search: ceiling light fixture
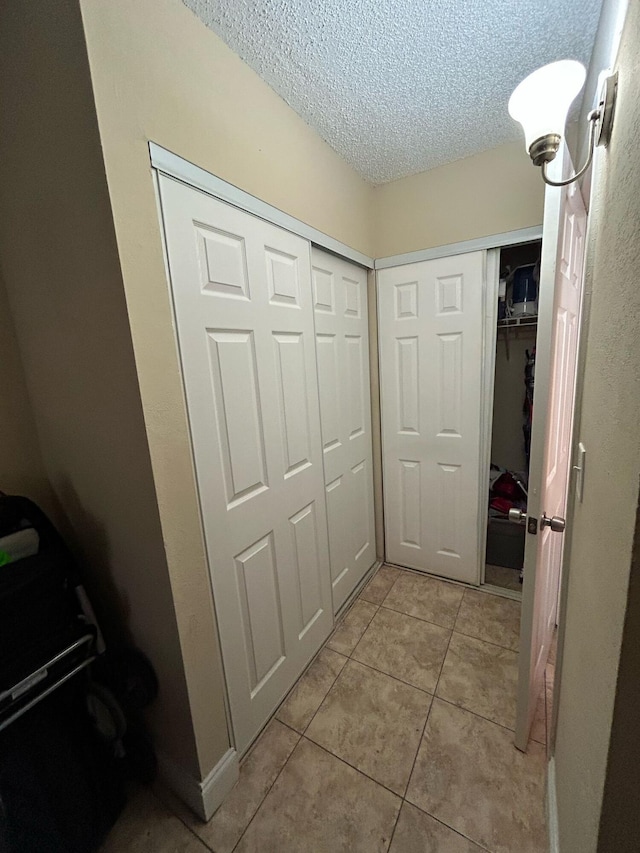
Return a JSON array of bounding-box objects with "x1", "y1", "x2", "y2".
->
[{"x1": 509, "y1": 60, "x2": 618, "y2": 187}]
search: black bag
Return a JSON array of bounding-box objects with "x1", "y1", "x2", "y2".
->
[
  {"x1": 0, "y1": 496, "x2": 88, "y2": 691},
  {"x1": 0, "y1": 680, "x2": 125, "y2": 853}
]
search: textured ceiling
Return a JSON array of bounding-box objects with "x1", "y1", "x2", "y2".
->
[{"x1": 183, "y1": 0, "x2": 604, "y2": 184}]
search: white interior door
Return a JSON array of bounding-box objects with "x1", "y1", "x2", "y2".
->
[
  {"x1": 378, "y1": 251, "x2": 485, "y2": 584},
  {"x1": 158, "y1": 176, "x2": 333, "y2": 753},
  {"x1": 515, "y1": 146, "x2": 587, "y2": 749},
  {"x1": 312, "y1": 249, "x2": 376, "y2": 612}
]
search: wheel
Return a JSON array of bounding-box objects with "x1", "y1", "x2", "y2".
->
[{"x1": 85, "y1": 683, "x2": 127, "y2": 743}]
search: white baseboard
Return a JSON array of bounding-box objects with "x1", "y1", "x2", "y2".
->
[
  {"x1": 157, "y1": 747, "x2": 239, "y2": 821},
  {"x1": 547, "y1": 756, "x2": 560, "y2": 853}
]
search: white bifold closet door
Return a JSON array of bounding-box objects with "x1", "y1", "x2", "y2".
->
[
  {"x1": 158, "y1": 175, "x2": 333, "y2": 752},
  {"x1": 311, "y1": 248, "x2": 376, "y2": 612},
  {"x1": 378, "y1": 251, "x2": 485, "y2": 584}
]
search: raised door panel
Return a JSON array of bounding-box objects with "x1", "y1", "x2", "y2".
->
[
  {"x1": 315, "y1": 332, "x2": 342, "y2": 481},
  {"x1": 396, "y1": 337, "x2": 420, "y2": 435},
  {"x1": 159, "y1": 175, "x2": 332, "y2": 753},
  {"x1": 325, "y1": 476, "x2": 349, "y2": 587},
  {"x1": 399, "y1": 459, "x2": 422, "y2": 550},
  {"x1": 378, "y1": 252, "x2": 484, "y2": 584},
  {"x1": 345, "y1": 335, "x2": 366, "y2": 440},
  {"x1": 273, "y1": 332, "x2": 313, "y2": 479},
  {"x1": 234, "y1": 534, "x2": 285, "y2": 693},
  {"x1": 351, "y1": 459, "x2": 374, "y2": 567},
  {"x1": 207, "y1": 330, "x2": 268, "y2": 508},
  {"x1": 312, "y1": 249, "x2": 376, "y2": 612},
  {"x1": 289, "y1": 501, "x2": 323, "y2": 636}
]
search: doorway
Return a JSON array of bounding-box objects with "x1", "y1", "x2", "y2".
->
[{"x1": 484, "y1": 241, "x2": 542, "y2": 597}]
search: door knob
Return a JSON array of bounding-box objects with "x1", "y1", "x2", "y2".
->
[
  {"x1": 541, "y1": 513, "x2": 565, "y2": 532},
  {"x1": 508, "y1": 508, "x2": 526, "y2": 524}
]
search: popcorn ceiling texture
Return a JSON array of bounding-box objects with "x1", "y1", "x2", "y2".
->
[{"x1": 183, "y1": 0, "x2": 603, "y2": 185}]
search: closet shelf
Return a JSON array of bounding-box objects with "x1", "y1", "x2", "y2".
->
[
  {"x1": 497, "y1": 315, "x2": 537, "y2": 360},
  {"x1": 497, "y1": 316, "x2": 538, "y2": 329}
]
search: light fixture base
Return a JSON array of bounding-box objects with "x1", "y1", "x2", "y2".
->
[
  {"x1": 595, "y1": 71, "x2": 617, "y2": 147},
  {"x1": 529, "y1": 134, "x2": 561, "y2": 167}
]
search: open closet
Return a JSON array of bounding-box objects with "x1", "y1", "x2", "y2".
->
[{"x1": 485, "y1": 241, "x2": 542, "y2": 595}]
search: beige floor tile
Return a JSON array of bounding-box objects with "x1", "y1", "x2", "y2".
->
[
  {"x1": 99, "y1": 787, "x2": 207, "y2": 853},
  {"x1": 360, "y1": 565, "x2": 401, "y2": 605},
  {"x1": 455, "y1": 589, "x2": 521, "y2": 650},
  {"x1": 485, "y1": 563, "x2": 523, "y2": 592},
  {"x1": 406, "y1": 699, "x2": 547, "y2": 853},
  {"x1": 353, "y1": 606, "x2": 450, "y2": 693},
  {"x1": 186, "y1": 719, "x2": 299, "y2": 853},
  {"x1": 436, "y1": 632, "x2": 519, "y2": 729},
  {"x1": 306, "y1": 659, "x2": 431, "y2": 794},
  {"x1": 277, "y1": 647, "x2": 347, "y2": 732},
  {"x1": 530, "y1": 686, "x2": 547, "y2": 746},
  {"x1": 235, "y1": 737, "x2": 400, "y2": 853},
  {"x1": 389, "y1": 802, "x2": 484, "y2": 853},
  {"x1": 327, "y1": 599, "x2": 378, "y2": 655},
  {"x1": 382, "y1": 571, "x2": 464, "y2": 629}
]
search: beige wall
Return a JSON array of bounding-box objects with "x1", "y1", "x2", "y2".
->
[
  {"x1": 597, "y1": 496, "x2": 640, "y2": 850},
  {"x1": 0, "y1": 271, "x2": 55, "y2": 514},
  {"x1": 554, "y1": 0, "x2": 640, "y2": 849},
  {"x1": 0, "y1": 0, "x2": 210, "y2": 780},
  {"x1": 373, "y1": 141, "x2": 545, "y2": 258},
  {"x1": 576, "y1": 0, "x2": 629, "y2": 198}
]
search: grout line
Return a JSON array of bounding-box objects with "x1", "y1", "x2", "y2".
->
[
  {"x1": 150, "y1": 788, "x2": 218, "y2": 853},
  {"x1": 433, "y1": 589, "x2": 465, "y2": 698},
  {"x1": 348, "y1": 654, "x2": 436, "y2": 697},
  {"x1": 277, "y1": 717, "x2": 304, "y2": 738},
  {"x1": 379, "y1": 600, "x2": 457, "y2": 632},
  {"x1": 283, "y1": 653, "x2": 349, "y2": 736},
  {"x1": 398, "y1": 590, "x2": 501, "y2": 852},
  {"x1": 301, "y1": 734, "x2": 404, "y2": 801},
  {"x1": 382, "y1": 562, "x2": 472, "y2": 591},
  {"x1": 433, "y1": 695, "x2": 536, "y2": 739},
  {"x1": 399, "y1": 592, "x2": 465, "y2": 803},
  {"x1": 448, "y1": 626, "x2": 520, "y2": 654},
  {"x1": 399, "y1": 690, "x2": 435, "y2": 801},
  {"x1": 385, "y1": 797, "x2": 403, "y2": 851},
  {"x1": 233, "y1": 660, "x2": 362, "y2": 853},
  {"x1": 342, "y1": 602, "x2": 380, "y2": 658},
  {"x1": 404, "y1": 800, "x2": 495, "y2": 853},
  {"x1": 230, "y1": 729, "x2": 303, "y2": 853},
  {"x1": 304, "y1": 609, "x2": 379, "y2": 735}
]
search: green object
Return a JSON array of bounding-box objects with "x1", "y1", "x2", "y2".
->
[{"x1": 0, "y1": 551, "x2": 11, "y2": 567}]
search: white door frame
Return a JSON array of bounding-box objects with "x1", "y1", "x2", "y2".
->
[
  {"x1": 375, "y1": 226, "x2": 543, "y2": 270},
  {"x1": 478, "y1": 249, "x2": 501, "y2": 587},
  {"x1": 149, "y1": 142, "x2": 374, "y2": 269}
]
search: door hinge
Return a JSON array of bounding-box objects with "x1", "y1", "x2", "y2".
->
[{"x1": 527, "y1": 516, "x2": 538, "y2": 535}]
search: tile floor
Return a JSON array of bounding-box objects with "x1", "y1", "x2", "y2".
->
[
  {"x1": 100, "y1": 565, "x2": 554, "y2": 853},
  {"x1": 484, "y1": 563, "x2": 523, "y2": 592}
]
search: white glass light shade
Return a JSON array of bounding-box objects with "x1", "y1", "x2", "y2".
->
[{"x1": 508, "y1": 60, "x2": 586, "y2": 151}]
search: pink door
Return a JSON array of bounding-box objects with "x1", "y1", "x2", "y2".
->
[{"x1": 515, "y1": 147, "x2": 587, "y2": 750}]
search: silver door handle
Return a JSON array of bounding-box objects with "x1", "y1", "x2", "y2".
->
[
  {"x1": 508, "y1": 508, "x2": 526, "y2": 524},
  {"x1": 541, "y1": 513, "x2": 566, "y2": 532}
]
